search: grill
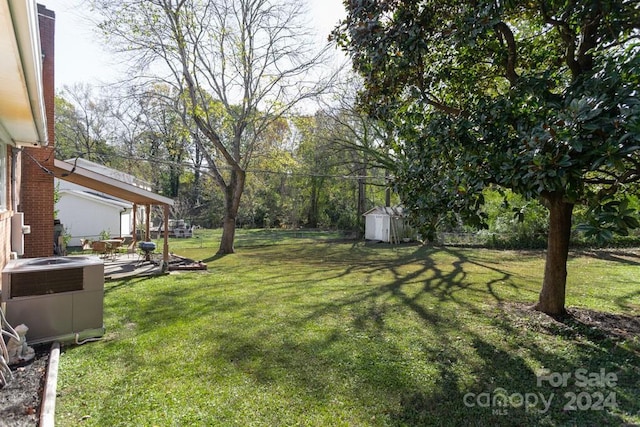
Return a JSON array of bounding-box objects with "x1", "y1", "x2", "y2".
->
[{"x1": 138, "y1": 241, "x2": 157, "y2": 262}]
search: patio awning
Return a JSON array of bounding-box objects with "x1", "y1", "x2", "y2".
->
[
  {"x1": 53, "y1": 159, "x2": 174, "y2": 206},
  {"x1": 54, "y1": 158, "x2": 174, "y2": 264}
]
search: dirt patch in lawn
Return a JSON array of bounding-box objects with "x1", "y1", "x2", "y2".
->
[{"x1": 502, "y1": 302, "x2": 640, "y2": 345}]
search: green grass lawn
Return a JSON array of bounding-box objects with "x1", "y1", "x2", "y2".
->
[{"x1": 56, "y1": 229, "x2": 640, "y2": 426}]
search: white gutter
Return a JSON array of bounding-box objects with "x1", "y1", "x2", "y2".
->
[{"x1": 7, "y1": 0, "x2": 48, "y2": 146}]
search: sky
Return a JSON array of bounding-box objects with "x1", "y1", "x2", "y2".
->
[{"x1": 41, "y1": 0, "x2": 347, "y2": 91}]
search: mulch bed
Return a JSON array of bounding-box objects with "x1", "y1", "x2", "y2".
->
[{"x1": 0, "y1": 345, "x2": 49, "y2": 427}]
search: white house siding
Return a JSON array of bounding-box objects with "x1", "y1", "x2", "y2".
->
[{"x1": 57, "y1": 190, "x2": 131, "y2": 246}]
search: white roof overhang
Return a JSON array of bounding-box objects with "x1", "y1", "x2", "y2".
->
[
  {"x1": 59, "y1": 189, "x2": 134, "y2": 210},
  {"x1": 54, "y1": 159, "x2": 175, "y2": 207},
  {"x1": 0, "y1": 0, "x2": 48, "y2": 147}
]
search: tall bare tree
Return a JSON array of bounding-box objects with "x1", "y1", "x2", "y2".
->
[
  {"x1": 55, "y1": 84, "x2": 117, "y2": 164},
  {"x1": 320, "y1": 75, "x2": 395, "y2": 215},
  {"x1": 92, "y1": 0, "x2": 334, "y2": 253}
]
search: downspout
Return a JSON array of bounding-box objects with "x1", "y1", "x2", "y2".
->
[
  {"x1": 120, "y1": 206, "x2": 127, "y2": 238},
  {"x1": 11, "y1": 148, "x2": 19, "y2": 210}
]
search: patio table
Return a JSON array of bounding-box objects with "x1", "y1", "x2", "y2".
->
[{"x1": 100, "y1": 239, "x2": 124, "y2": 259}]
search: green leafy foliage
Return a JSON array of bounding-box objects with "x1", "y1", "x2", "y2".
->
[
  {"x1": 334, "y1": 0, "x2": 639, "y2": 313},
  {"x1": 91, "y1": 0, "x2": 334, "y2": 254},
  {"x1": 334, "y1": 1, "x2": 640, "y2": 239},
  {"x1": 334, "y1": 0, "x2": 640, "y2": 240},
  {"x1": 480, "y1": 188, "x2": 549, "y2": 248}
]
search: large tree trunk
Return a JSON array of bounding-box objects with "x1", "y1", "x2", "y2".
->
[
  {"x1": 218, "y1": 169, "x2": 245, "y2": 255},
  {"x1": 219, "y1": 214, "x2": 237, "y2": 254},
  {"x1": 534, "y1": 192, "x2": 574, "y2": 316}
]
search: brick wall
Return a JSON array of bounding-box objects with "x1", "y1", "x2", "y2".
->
[{"x1": 21, "y1": 5, "x2": 55, "y2": 257}]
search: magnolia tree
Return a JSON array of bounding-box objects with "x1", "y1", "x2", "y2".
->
[{"x1": 334, "y1": 1, "x2": 640, "y2": 315}]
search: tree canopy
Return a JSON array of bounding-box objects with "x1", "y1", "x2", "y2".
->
[
  {"x1": 334, "y1": 0, "x2": 640, "y2": 315},
  {"x1": 91, "y1": 0, "x2": 333, "y2": 254}
]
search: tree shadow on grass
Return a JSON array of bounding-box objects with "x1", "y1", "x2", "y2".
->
[
  {"x1": 201, "y1": 252, "x2": 228, "y2": 263},
  {"x1": 301, "y1": 246, "x2": 637, "y2": 425},
  {"x1": 193, "y1": 247, "x2": 527, "y2": 424},
  {"x1": 486, "y1": 303, "x2": 640, "y2": 425},
  {"x1": 103, "y1": 275, "x2": 158, "y2": 294},
  {"x1": 614, "y1": 288, "x2": 640, "y2": 312},
  {"x1": 325, "y1": 247, "x2": 635, "y2": 425},
  {"x1": 97, "y1": 242, "x2": 639, "y2": 425},
  {"x1": 573, "y1": 248, "x2": 640, "y2": 266},
  {"x1": 387, "y1": 336, "x2": 546, "y2": 426}
]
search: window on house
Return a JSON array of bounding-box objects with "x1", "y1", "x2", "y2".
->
[{"x1": 0, "y1": 145, "x2": 7, "y2": 211}]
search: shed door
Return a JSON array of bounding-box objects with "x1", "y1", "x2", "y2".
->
[
  {"x1": 375, "y1": 215, "x2": 387, "y2": 241},
  {"x1": 365, "y1": 214, "x2": 388, "y2": 241}
]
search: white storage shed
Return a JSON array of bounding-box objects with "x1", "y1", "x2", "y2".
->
[{"x1": 363, "y1": 206, "x2": 412, "y2": 244}]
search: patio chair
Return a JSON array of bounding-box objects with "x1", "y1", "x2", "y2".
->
[
  {"x1": 91, "y1": 241, "x2": 110, "y2": 259},
  {"x1": 81, "y1": 239, "x2": 92, "y2": 251},
  {"x1": 119, "y1": 236, "x2": 136, "y2": 258},
  {"x1": 108, "y1": 238, "x2": 124, "y2": 257}
]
